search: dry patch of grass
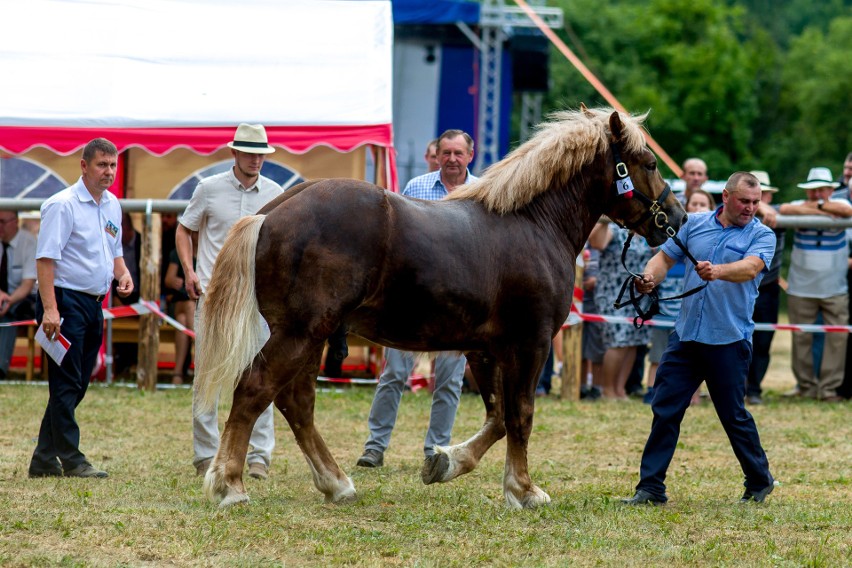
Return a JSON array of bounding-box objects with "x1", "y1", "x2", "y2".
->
[{"x1": 0, "y1": 378, "x2": 849, "y2": 567}]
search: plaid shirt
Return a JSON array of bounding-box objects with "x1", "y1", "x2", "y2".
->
[{"x1": 402, "y1": 170, "x2": 478, "y2": 201}]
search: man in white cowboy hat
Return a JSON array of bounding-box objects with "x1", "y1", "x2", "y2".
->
[
  {"x1": 745, "y1": 171, "x2": 784, "y2": 404},
  {"x1": 176, "y1": 123, "x2": 283, "y2": 479},
  {"x1": 778, "y1": 167, "x2": 851, "y2": 402}
]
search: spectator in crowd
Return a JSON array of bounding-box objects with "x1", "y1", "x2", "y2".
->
[
  {"x1": 779, "y1": 167, "x2": 852, "y2": 402},
  {"x1": 356, "y1": 129, "x2": 475, "y2": 468},
  {"x1": 29, "y1": 138, "x2": 134, "y2": 479},
  {"x1": 745, "y1": 171, "x2": 785, "y2": 405},
  {"x1": 424, "y1": 138, "x2": 440, "y2": 173},
  {"x1": 113, "y1": 213, "x2": 141, "y2": 305},
  {"x1": 831, "y1": 151, "x2": 852, "y2": 199},
  {"x1": 164, "y1": 232, "x2": 196, "y2": 385},
  {"x1": 0, "y1": 211, "x2": 37, "y2": 379},
  {"x1": 831, "y1": 152, "x2": 852, "y2": 399},
  {"x1": 177, "y1": 123, "x2": 283, "y2": 479},
  {"x1": 588, "y1": 219, "x2": 652, "y2": 400},
  {"x1": 678, "y1": 158, "x2": 709, "y2": 204},
  {"x1": 111, "y1": 212, "x2": 142, "y2": 375},
  {"x1": 580, "y1": 244, "x2": 604, "y2": 399},
  {"x1": 161, "y1": 212, "x2": 178, "y2": 298},
  {"x1": 622, "y1": 172, "x2": 776, "y2": 505},
  {"x1": 644, "y1": 190, "x2": 715, "y2": 405}
]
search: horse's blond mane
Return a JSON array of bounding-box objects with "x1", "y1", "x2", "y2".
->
[{"x1": 446, "y1": 107, "x2": 649, "y2": 214}]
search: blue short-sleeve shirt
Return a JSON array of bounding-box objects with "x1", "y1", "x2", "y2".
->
[
  {"x1": 661, "y1": 209, "x2": 776, "y2": 344},
  {"x1": 36, "y1": 178, "x2": 124, "y2": 296}
]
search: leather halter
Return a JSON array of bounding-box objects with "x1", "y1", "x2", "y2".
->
[{"x1": 606, "y1": 144, "x2": 707, "y2": 328}]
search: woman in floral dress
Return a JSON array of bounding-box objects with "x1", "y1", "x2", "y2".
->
[{"x1": 588, "y1": 219, "x2": 652, "y2": 399}]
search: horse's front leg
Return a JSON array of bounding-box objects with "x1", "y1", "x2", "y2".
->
[
  {"x1": 276, "y1": 355, "x2": 356, "y2": 504},
  {"x1": 502, "y1": 358, "x2": 551, "y2": 509},
  {"x1": 422, "y1": 352, "x2": 507, "y2": 484},
  {"x1": 203, "y1": 362, "x2": 276, "y2": 507}
]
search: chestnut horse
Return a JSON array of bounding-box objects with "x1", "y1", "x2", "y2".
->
[{"x1": 195, "y1": 107, "x2": 686, "y2": 508}]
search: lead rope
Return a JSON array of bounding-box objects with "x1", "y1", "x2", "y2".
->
[{"x1": 613, "y1": 232, "x2": 708, "y2": 328}]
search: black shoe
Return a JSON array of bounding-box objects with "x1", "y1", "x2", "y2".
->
[
  {"x1": 28, "y1": 457, "x2": 63, "y2": 478},
  {"x1": 28, "y1": 466, "x2": 63, "y2": 478},
  {"x1": 355, "y1": 449, "x2": 384, "y2": 468},
  {"x1": 740, "y1": 482, "x2": 774, "y2": 503},
  {"x1": 621, "y1": 489, "x2": 667, "y2": 505}
]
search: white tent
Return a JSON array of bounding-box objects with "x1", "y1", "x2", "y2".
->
[{"x1": 0, "y1": 0, "x2": 397, "y2": 189}]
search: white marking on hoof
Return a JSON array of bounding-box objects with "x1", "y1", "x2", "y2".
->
[
  {"x1": 219, "y1": 492, "x2": 250, "y2": 508},
  {"x1": 326, "y1": 477, "x2": 357, "y2": 504},
  {"x1": 432, "y1": 444, "x2": 464, "y2": 481},
  {"x1": 504, "y1": 485, "x2": 551, "y2": 509}
]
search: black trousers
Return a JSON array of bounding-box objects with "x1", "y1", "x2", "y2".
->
[
  {"x1": 839, "y1": 270, "x2": 852, "y2": 399},
  {"x1": 636, "y1": 333, "x2": 773, "y2": 499},
  {"x1": 31, "y1": 288, "x2": 104, "y2": 471},
  {"x1": 746, "y1": 280, "x2": 779, "y2": 397}
]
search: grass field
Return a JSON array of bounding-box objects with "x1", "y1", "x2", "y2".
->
[{"x1": 1, "y1": 332, "x2": 850, "y2": 567}]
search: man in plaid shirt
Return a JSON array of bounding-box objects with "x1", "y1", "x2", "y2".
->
[{"x1": 356, "y1": 129, "x2": 477, "y2": 469}]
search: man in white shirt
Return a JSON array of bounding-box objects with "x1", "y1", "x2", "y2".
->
[
  {"x1": 176, "y1": 123, "x2": 284, "y2": 480},
  {"x1": 29, "y1": 138, "x2": 134, "y2": 479},
  {"x1": 779, "y1": 167, "x2": 852, "y2": 401}
]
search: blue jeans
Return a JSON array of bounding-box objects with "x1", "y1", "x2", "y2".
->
[
  {"x1": 636, "y1": 332, "x2": 772, "y2": 498},
  {"x1": 364, "y1": 348, "x2": 466, "y2": 457}
]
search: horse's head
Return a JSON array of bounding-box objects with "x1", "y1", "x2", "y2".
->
[{"x1": 601, "y1": 111, "x2": 686, "y2": 247}]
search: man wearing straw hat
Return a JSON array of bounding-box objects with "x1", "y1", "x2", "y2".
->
[
  {"x1": 778, "y1": 167, "x2": 852, "y2": 402},
  {"x1": 176, "y1": 123, "x2": 283, "y2": 479}
]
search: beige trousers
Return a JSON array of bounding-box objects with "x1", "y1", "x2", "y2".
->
[{"x1": 787, "y1": 294, "x2": 848, "y2": 399}]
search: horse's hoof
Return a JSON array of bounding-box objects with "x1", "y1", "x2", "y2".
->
[
  {"x1": 219, "y1": 492, "x2": 250, "y2": 508},
  {"x1": 421, "y1": 452, "x2": 450, "y2": 485},
  {"x1": 324, "y1": 477, "x2": 357, "y2": 504},
  {"x1": 505, "y1": 486, "x2": 551, "y2": 509},
  {"x1": 325, "y1": 488, "x2": 357, "y2": 504}
]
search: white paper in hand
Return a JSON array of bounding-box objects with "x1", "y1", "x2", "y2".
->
[{"x1": 35, "y1": 323, "x2": 70, "y2": 365}]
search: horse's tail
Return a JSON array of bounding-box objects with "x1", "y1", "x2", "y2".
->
[{"x1": 194, "y1": 215, "x2": 266, "y2": 415}]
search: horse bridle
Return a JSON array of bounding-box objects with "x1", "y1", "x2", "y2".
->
[{"x1": 606, "y1": 144, "x2": 708, "y2": 328}]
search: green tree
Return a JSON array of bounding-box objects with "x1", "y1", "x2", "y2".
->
[
  {"x1": 769, "y1": 16, "x2": 852, "y2": 191},
  {"x1": 543, "y1": 0, "x2": 761, "y2": 178}
]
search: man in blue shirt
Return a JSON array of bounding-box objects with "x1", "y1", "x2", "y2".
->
[
  {"x1": 622, "y1": 172, "x2": 776, "y2": 505},
  {"x1": 29, "y1": 138, "x2": 134, "y2": 479},
  {"x1": 356, "y1": 129, "x2": 476, "y2": 468}
]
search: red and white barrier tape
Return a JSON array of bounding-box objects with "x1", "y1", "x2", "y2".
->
[
  {"x1": 565, "y1": 309, "x2": 852, "y2": 334},
  {"x1": 0, "y1": 300, "x2": 196, "y2": 338}
]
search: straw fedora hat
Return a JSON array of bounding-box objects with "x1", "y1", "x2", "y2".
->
[
  {"x1": 797, "y1": 167, "x2": 839, "y2": 190},
  {"x1": 749, "y1": 170, "x2": 778, "y2": 193},
  {"x1": 227, "y1": 123, "x2": 275, "y2": 154}
]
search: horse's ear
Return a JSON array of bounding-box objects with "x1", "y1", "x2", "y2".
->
[{"x1": 609, "y1": 111, "x2": 625, "y2": 143}]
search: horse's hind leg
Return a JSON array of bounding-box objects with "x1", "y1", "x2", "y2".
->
[
  {"x1": 204, "y1": 359, "x2": 278, "y2": 507},
  {"x1": 274, "y1": 346, "x2": 356, "y2": 504},
  {"x1": 422, "y1": 352, "x2": 507, "y2": 484}
]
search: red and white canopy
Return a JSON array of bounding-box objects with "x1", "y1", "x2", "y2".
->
[{"x1": 0, "y1": 0, "x2": 396, "y2": 185}]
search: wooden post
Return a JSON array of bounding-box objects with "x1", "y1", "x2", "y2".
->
[
  {"x1": 137, "y1": 212, "x2": 161, "y2": 392},
  {"x1": 560, "y1": 262, "x2": 584, "y2": 401}
]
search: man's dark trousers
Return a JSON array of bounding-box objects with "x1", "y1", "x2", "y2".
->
[
  {"x1": 747, "y1": 279, "x2": 779, "y2": 397},
  {"x1": 31, "y1": 288, "x2": 104, "y2": 471},
  {"x1": 637, "y1": 333, "x2": 773, "y2": 499}
]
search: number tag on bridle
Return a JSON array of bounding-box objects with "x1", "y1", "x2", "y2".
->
[
  {"x1": 615, "y1": 161, "x2": 635, "y2": 198},
  {"x1": 616, "y1": 176, "x2": 635, "y2": 196}
]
